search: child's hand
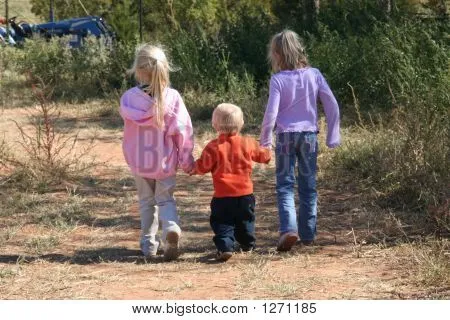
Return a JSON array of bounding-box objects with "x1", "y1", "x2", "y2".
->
[{"x1": 183, "y1": 163, "x2": 196, "y2": 175}]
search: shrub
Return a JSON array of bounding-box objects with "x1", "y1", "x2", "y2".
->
[
  {"x1": 14, "y1": 38, "x2": 134, "y2": 101},
  {"x1": 220, "y1": 6, "x2": 274, "y2": 83},
  {"x1": 308, "y1": 19, "x2": 449, "y2": 111},
  {"x1": 167, "y1": 29, "x2": 231, "y2": 92},
  {"x1": 2, "y1": 82, "x2": 98, "y2": 190},
  {"x1": 328, "y1": 77, "x2": 449, "y2": 234},
  {"x1": 164, "y1": 29, "x2": 262, "y2": 124},
  {"x1": 0, "y1": 46, "x2": 33, "y2": 107}
]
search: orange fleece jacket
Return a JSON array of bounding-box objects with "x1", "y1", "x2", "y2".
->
[{"x1": 193, "y1": 133, "x2": 271, "y2": 197}]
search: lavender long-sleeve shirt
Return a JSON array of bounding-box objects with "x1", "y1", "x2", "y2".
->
[{"x1": 259, "y1": 67, "x2": 340, "y2": 148}]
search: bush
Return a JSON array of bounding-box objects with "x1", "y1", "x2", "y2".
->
[
  {"x1": 167, "y1": 29, "x2": 231, "y2": 92},
  {"x1": 14, "y1": 37, "x2": 135, "y2": 101},
  {"x1": 2, "y1": 83, "x2": 98, "y2": 191},
  {"x1": 0, "y1": 46, "x2": 33, "y2": 107},
  {"x1": 308, "y1": 19, "x2": 449, "y2": 111},
  {"x1": 328, "y1": 76, "x2": 449, "y2": 234},
  {"x1": 220, "y1": 6, "x2": 274, "y2": 83},
  {"x1": 182, "y1": 72, "x2": 263, "y2": 125},
  {"x1": 164, "y1": 29, "x2": 262, "y2": 124}
]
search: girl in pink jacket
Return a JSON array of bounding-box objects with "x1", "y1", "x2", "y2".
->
[{"x1": 120, "y1": 44, "x2": 194, "y2": 261}]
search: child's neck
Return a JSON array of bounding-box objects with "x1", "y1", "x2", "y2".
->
[{"x1": 218, "y1": 131, "x2": 239, "y2": 137}]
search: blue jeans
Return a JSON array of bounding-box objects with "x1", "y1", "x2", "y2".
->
[
  {"x1": 275, "y1": 132, "x2": 318, "y2": 241},
  {"x1": 210, "y1": 195, "x2": 256, "y2": 252}
]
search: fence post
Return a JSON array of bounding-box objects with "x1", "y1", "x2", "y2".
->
[
  {"x1": 139, "y1": 0, "x2": 143, "y2": 42},
  {"x1": 50, "y1": 0, "x2": 54, "y2": 22},
  {"x1": 5, "y1": 0, "x2": 8, "y2": 37}
]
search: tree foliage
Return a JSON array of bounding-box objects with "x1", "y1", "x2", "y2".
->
[
  {"x1": 30, "y1": 0, "x2": 113, "y2": 20},
  {"x1": 26, "y1": 0, "x2": 448, "y2": 103}
]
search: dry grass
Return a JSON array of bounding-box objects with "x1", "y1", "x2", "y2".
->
[
  {"x1": 0, "y1": 103, "x2": 449, "y2": 299},
  {"x1": 25, "y1": 235, "x2": 61, "y2": 255},
  {"x1": 392, "y1": 241, "x2": 450, "y2": 288}
]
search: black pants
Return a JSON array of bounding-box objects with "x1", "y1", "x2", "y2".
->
[{"x1": 210, "y1": 194, "x2": 256, "y2": 252}]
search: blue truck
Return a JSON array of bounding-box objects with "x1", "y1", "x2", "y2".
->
[{"x1": 0, "y1": 16, "x2": 114, "y2": 47}]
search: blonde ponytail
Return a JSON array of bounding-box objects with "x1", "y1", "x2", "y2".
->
[
  {"x1": 149, "y1": 59, "x2": 167, "y2": 128},
  {"x1": 128, "y1": 44, "x2": 172, "y2": 128}
]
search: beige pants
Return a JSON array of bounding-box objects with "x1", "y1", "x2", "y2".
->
[{"x1": 134, "y1": 175, "x2": 181, "y2": 256}]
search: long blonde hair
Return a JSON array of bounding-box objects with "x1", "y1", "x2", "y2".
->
[
  {"x1": 128, "y1": 44, "x2": 172, "y2": 128},
  {"x1": 268, "y1": 30, "x2": 309, "y2": 72}
]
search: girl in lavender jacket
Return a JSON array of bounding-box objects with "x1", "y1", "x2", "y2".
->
[
  {"x1": 260, "y1": 30, "x2": 341, "y2": 252},
  {"x1": 120, "y1": 44, "x2": 194, "y2": 261}
]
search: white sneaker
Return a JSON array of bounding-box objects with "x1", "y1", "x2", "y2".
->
[
  {"x1": 163, "y1": 231, "x2": 180, "y2": 261},
  {"x1": 140, "y1": 240, "x2": 158, "y2": 258}
]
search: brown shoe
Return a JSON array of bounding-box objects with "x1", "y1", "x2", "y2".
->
[
  {"x1": 277, "y1": 232, "x2": 299, "y2": 252},
  {"x1": 164, "y1": 231, "x2": 180, "y2": 261},
  {"x1": 216, "y1": 251, "x2": 233, "y2": 262},
  {"x1": 301, "y1": 239, "x2": 315, "y2": 246}
]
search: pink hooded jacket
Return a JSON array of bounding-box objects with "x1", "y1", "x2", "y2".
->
[{"x1": 120, "y1": 86, "x2": 194, "y2": 179}]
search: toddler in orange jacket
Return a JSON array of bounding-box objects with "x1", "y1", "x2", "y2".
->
[{"x1": 190, "y1": 103, "x2": 271, "y2": 261}]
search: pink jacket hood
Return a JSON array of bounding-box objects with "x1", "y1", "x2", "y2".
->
[
  {"x1": 120, "y1": 87, "x2": 158, "y2": 124},
  {"x1": 120, "y1": 87, "x2": 194, "y2": 179}
]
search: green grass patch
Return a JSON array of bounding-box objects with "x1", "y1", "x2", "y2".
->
[{"x1": 25, "y1": 235, "x2": 61, "y2": 255}]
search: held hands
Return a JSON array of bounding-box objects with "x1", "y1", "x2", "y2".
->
[{"x1": 183, "y1": 163, "x2": 197, "y2": 176}]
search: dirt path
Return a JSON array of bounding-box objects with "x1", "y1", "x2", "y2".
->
[{"x1": 0, "y1": 106, "x2": 447, "y2": 299}]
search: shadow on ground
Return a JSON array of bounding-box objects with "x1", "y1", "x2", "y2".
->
[{"x1": 1, "y1": 165, "x2": 367, "y2": 267}]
